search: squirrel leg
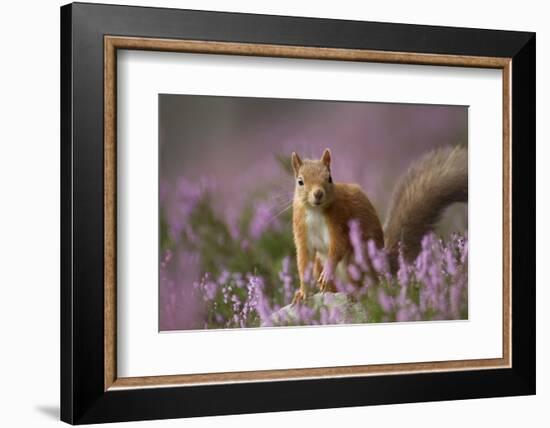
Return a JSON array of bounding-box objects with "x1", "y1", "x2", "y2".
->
[
  {"x1": 313, "y1": 254, "x2": 338, "y2": 292},
  {"x1": 317, "y1": 257, "x2": 336, "y2": 293},
  {"x1": 318, "y1": 265, "x2": 337, "y2": 293},
  {"x1": 313, "y1": 254, "x2": 323, "y2": 283},
  {"x1": 292, "y1": 244, "x2": 312, "y2": 304},
  {"x1": 319, "y1": 247, "x2": 345, "y2": 293}
]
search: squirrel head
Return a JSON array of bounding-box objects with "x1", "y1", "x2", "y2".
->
[{"x1": 291, "y1": 149, "x2": 335, "y2": 209}]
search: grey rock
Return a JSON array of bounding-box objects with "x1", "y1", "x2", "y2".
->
[{"x1": 264, "y1": 292, "x2": 369, "y2": 327}]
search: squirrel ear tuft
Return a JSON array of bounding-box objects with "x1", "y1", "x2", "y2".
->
[
  {"x1": 321, "y1": 148, "x2": 331, "y2": 167},
  {"x1": 291, "y1": 152, "x2": 303, "y2": 176}
]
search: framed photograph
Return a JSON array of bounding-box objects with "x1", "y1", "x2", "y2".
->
[{"x1": 60, "y1": 2, "x2": 535, "y2": 424}]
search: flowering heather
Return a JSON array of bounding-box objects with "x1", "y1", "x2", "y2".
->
[
  {"x1": 158, "y1": 95, "x2": 468, "y2": 331},
  {"x1": 249, "y1": 201, "x2": 282, "y2": 239},
  {"x1": 160, "y1": 177, "x2": 468, "y2": 330},
  {"x1": 162, "y1": 177, "x2": 215, "y2": 244}
]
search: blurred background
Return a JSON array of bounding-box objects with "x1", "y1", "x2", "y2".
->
[{"x1": 159, "y1": 94, "x2": 468, "y2": 331}]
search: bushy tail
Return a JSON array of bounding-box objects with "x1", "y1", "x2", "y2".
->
[{"x1": 384, "y1": 145, "x2": 468, "y2": 267}]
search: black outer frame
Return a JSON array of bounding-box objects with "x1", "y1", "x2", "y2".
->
[{"x1": 60, "y1": 2, "x2": 535, "y2": 424}]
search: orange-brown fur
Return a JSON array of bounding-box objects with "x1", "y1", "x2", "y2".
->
[
  {"x1": 291, "y1": 149, "x2": 383, "y2": 302},
  {"x1": 384, "y1": 145, "x2": 468, "y2": 265},
  {"x1": 291, "y1": 146, "x2": 467, "y2": 303}
]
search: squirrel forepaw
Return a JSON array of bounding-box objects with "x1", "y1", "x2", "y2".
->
[
  {"x1": 318, "y1": 270, "x2": 330, "y2": 290},
  {"x1": 318, "y1": 270, "x2": 336, "y2": 293},
  {"x1": 292, "y1": 289, "x2": 308, "y2": 305}
]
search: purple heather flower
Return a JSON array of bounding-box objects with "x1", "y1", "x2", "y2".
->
[
  {"x1": 162, "y1": 176, "x2": 217, "y2": 243},
  {"x1": 255, "y1": 293, "x2": 273, "y2": 326},
  {"x1": 159, "y1": 248, "x2": 203, "y2": 331},
  {"x1": 249, "y1": 201, "x2": 280, "y2": 239},
  {"x1": 232, "y1": 272, "x2": 246, "y2": 288},
  {"x1": 396, "y1": 285, "x2": 408, "y2": 307},
  {"x1": 347, "y1": 263, "x2": 361, "y2": 282},
  {"x1": 303, "y1": 262, "x2": 313, "y2": 284},
  {"x1": 319, "y1": 307, "x2": 329, "y2": 325},
  {"x1": 368, "y1": 239, "x2": 389, "y2": 275},
  {"x1": 279, "y1": 256, "x2": 295, "y2": 305},
  {"x1": 327, "y1": 305, "x2": 344, "y2": 325},
  {"x1": 217, "y1": 269, "x2": 230, "y2": 285},
  {"x1": 397, "y1": 247, "x2": 409, "y2": 287},
  {"x1": 444, "y1": 246, "x2": 457, "y2": 276},
  {"x1": 203, "y1": 280, "x2": 218, "y2": 301},
  {"x1": 396, "y1": 307, "x2": 411, "y2": 322},
  {"x1": 348, "y1": 219, "x2": 366, "y2": 267},
  {"x1": 378, "y1": 289, "x2": 395, "y2": 314}
]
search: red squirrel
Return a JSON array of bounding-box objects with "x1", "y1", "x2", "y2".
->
[{"x1": 291, "y1": 146, "x2": 467, "y2": 303}]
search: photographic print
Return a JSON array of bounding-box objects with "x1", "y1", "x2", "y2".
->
[
  {"x1": 62, "y1": 7, "x2": 534, "y2": 422},
  {"x1": 159, "y1": 95, "x2": 468, "y2": 331}
]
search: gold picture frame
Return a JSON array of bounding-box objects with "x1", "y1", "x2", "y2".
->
[{"x1": 103, "y1": 35, "x2": 512, "y2": 391}]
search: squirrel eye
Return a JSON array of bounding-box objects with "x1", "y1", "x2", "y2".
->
[
  {"x1": 297, "y1": 178, "x2": 304, "y2": 186},
  {"x1": 328, "y1": 175, "x2": 333, "y2": 183}
]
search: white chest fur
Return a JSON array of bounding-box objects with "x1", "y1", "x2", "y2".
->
[{"x1": 305, "y1": 209, "x2": 330, "y2": 256}]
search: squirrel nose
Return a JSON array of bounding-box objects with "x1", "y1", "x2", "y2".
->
[{"x1": 314, "y1": 189, "x2": 324, "y2": 200}]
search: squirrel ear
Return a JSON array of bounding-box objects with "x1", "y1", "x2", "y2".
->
[
  {"x1": 291, "y1": 152, "x2": 303, "y2": 176},
  {"x1": 321, "y1": 148, "x2": 331, "y2": 167}
]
